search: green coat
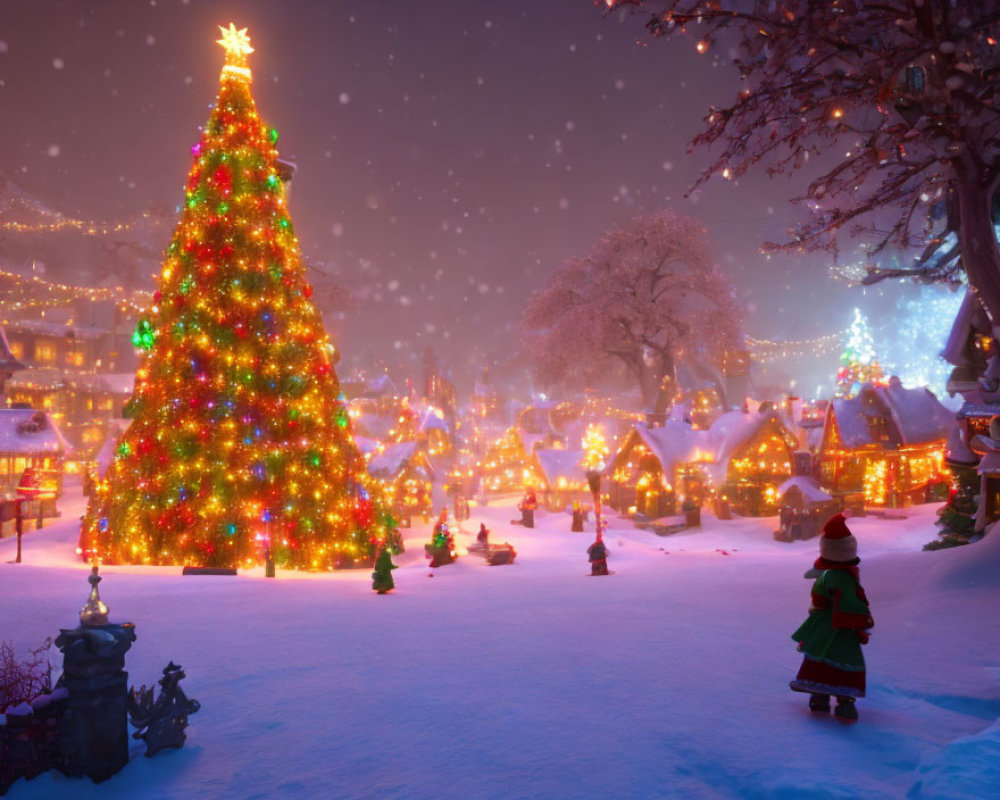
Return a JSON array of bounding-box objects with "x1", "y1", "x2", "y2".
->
[{"x1": 792, "y1": 567, "x2": 873, "y2": 671}]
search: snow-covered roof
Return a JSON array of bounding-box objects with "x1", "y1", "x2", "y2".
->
[
  {"x1": 825, "y1": 380, "x2": 954, "y2": 450},
  {"x1": 633, "y1": 421, "x2": 712, "y2": 470},
  {"x1": 882, "y1": 380, "x2": 955, "y2": 445},
  {"x1": 824, "y1": 395, "x2": 878, "y2": 450},
  {"x1": 778, "y1": 476, "x2": 834, "y2": 505},
  {"x1": 534, "y1": 448, "x2": 586, "y2": 489},
  {"x1": 613, "y1": 413, "x2": 792, "y2": 483},
  {"x1": 706, "y1": 409, "x2": 797, "y2": 483},
  {"x1": 368, "y1": 441, "x2": 420, "y2": 478},
  {"x1": 709, "y1": 409, "x2": 792, "y2": 462},
  {"x1": 351, "y1": 412, "x2": 397, "y2": 441},
  {"x1": 418, "y1": 408, "x2": 450, "y2": 433},
  {"x1": 0, "y1": 408, "x2": 69, "y2": 455},
  {"x1": 363, "y1": 373, "x2": 398, "y2": 398}
]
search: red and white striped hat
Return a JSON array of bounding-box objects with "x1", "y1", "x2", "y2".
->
[{"x1": 820, "y1": 514, "x2": 857, "y2": 562}]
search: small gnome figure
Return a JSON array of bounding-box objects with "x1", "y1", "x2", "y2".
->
[
  {"x1": 790, "y1": 514, "x2": 874, "y2": 722},
  {"x1": 571, "y1": 503, "x2": 585, "y2": 532},
  {"x1": 427, "y1": 513, "x2": 457, "y2": 568},
  {"x1": 372, "y1": 544, "x2": 397, "y2": 594},
  {"x1": 518, "y1": 489, "x2": 537, "y2": 528},
  {"x1": 587, "y1": 526, "x2": 609, "y2": 576}
]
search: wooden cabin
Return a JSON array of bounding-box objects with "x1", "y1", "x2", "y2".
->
[
  {"x1": 368, "y1": 441, "x2": 434, "y2": 526},
  {"x1": 818, "y1": 378, "x2": 954, "y2": 507},
  {"x1": 0, "y1": 408, "x2": 68, "y2": 523},
  {"x1": 418, "y1": 407, "x2": 452, "y2": 457},
  {"x1": 606, "y1": 421, "x2": 712, "y2": 518},
  {"x1": 709, "y1": 409, "x2": 799, "y2": 517},
  {"x1": 532, "y1": 448, "x2": 588, "y2": 512},
  {"x1": 774, "y1": 477, "x2": 839, "y2": 542}
]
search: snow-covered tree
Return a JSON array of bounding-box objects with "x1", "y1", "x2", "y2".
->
[
  {"x1": 603, "y1": 1, "x2": 1000, "y2": 321},
  {"x1": 521, "y1": 210, "x2": 741, "y2": 412}
]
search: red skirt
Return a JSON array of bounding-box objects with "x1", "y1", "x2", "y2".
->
[{"x1": 790, "y1": 656, "x2": 866, "y2": 698}]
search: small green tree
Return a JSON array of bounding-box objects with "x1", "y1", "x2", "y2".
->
[
  {"x1": 371, "y1": 546, "x2": 398, "y2": 594},
  {"x1": 926, "y1": 466, "x2": 978, "y2": 550}
]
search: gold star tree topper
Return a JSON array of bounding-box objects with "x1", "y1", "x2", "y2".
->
[{"x1": 217, "y1": 23, "x2": 254, "y2": 79}]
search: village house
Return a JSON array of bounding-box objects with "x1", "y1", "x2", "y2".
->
[
  {"x1": 774, "y1": 476, "x2": 839, "y2": 542},
  {"x1": 708, "y1": 407, "x2": 800, "y2": 517},
  {"x1": 1, "y1": 320, "x2": 135, "y2": 459},
  {"x1": 605, "y1": 419, "x2": 713, "y2": 518},
  {"x1": 0, "y1": 408, "x2": 69, "y2": 528},
  {"x1": 817, "y1": 377, "x2": 954, "y2": 507},
  {"x1": 367, "y1": 440, "x2": 434, "y2": 526},
  {"x1": 531, "y1": 447, "x2": 588, "y2": 512}
]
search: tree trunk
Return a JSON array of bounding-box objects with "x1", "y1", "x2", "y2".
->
[
  {"x1": 635, "y1": 351, "x2": 677, "y2": 415},
  {"x1": 955, "y1": 171, "x2": 1000, "y2": 325},
  {"x1": 652, "y1": 357, "x2": 677, "y2": 415},
  {"x1": 637, "y1": 362, "x2": 659, "y2": 409}
]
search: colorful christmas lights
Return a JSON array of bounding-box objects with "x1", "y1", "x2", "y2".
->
[
  {"x1": 836, "y1": 308, "x2": 884, "y2": 399},
  {"x1": 80, "y1": 25, "x2": 391, "y2": 570}
]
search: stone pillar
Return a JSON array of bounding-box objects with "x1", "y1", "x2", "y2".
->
[
  {"x1": 53, "y1": 567, "x2": 136, "y2": 783},
  {"x1": 54, "y1": 623, "x2": 136, "y2": 782}
]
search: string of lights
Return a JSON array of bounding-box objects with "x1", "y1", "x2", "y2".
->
[
  {"x1": 747, "y1": 331, "x2": 845, "y2": 364},
  {"x1": 0, "y1": 203, "x2": 166, "y2": 237},
  {"x1": 0, "y1": 267, "x2": 152, "y2": 317}
]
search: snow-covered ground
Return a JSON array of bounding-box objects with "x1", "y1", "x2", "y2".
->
[{"x1": 1, "y1": 488, "x2": 998, "y2": 800}]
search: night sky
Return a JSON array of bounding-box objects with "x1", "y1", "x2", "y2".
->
[{"x1": 0, "y1": 0, "x2": 935, "y2": 392}]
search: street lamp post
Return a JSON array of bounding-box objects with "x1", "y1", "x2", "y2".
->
[
  {"x1": 585, "y1": 468, "x2": 610, "y2": 576},
  {"x1": 585, "y1": 468, "x2": 603, "y2": 541}
]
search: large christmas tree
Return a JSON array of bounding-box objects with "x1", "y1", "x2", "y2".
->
[
  {"x1": 835, "y1": 308, "x2": 885, "y2": 399},
  {"x1": 82, "y1": 24, "x2": 393, "y2": 570}
]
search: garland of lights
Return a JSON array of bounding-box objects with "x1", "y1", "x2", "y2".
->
[
  {"x1": 0, "y1": 267, "x2": 153, "y2": 317},
  {"x1": 0, "y1": 211, "x2": 165, "y2": 236},
  {"x1": 79, "y1": 23, "x2": 392, "y2": 570}
]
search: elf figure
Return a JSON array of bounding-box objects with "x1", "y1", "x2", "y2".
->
[
  {"x1": 371, "y1": 545, "x2": 397, "y2": 594},
  {"x1": 587, "y1": 526, "x2": 609, "y2": 576},
  {"x1": 790, "y1": 514, "x2": 874, "y2": 721}
]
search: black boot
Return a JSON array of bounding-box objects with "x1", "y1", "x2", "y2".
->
[
  {"x1": 808, "y1": 693, "x2": 831, "y2": 713},
  {"x1": 834, "y1": 697, "x2": 858, "y2": 721}
]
